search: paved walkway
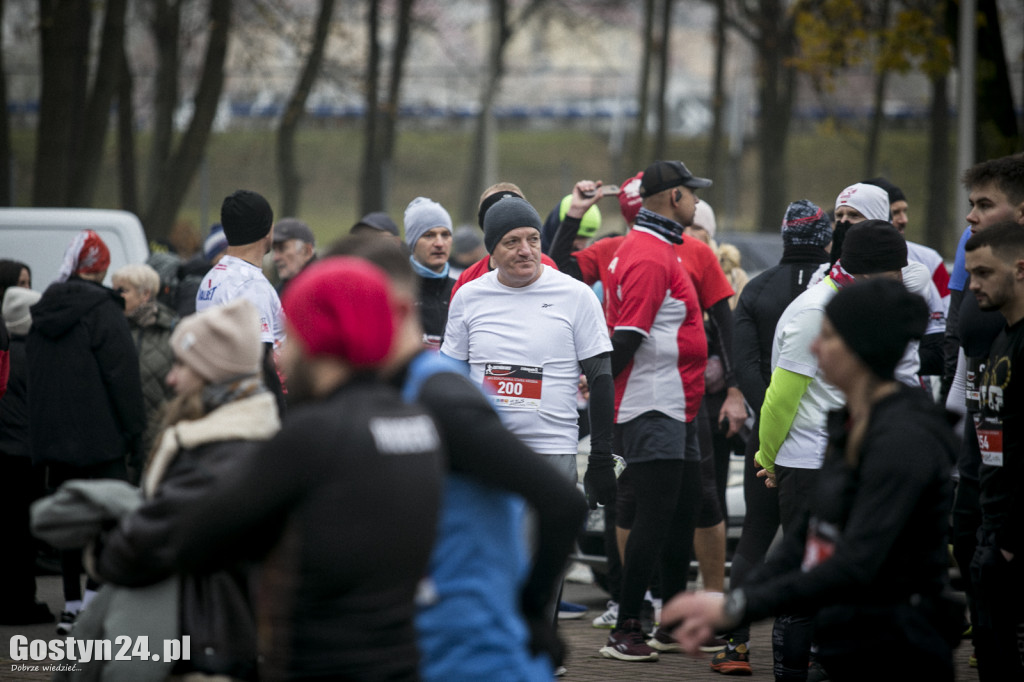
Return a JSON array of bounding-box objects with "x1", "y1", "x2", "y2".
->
[{"x1": 2, "y1": 574, "x2": 978, "y2": 680}]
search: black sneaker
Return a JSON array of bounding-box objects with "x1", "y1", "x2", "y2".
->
[
  {"x1": 56, "y1": 610, "x2": 77, "y2": 635},
  {"x1": 599, "y1": 618, "x2": 660, "y2": 662},
  {"x1": 807, "y1": 658, "x2": 830, "y2": 682},
  {"x1": 710, "y1": 642, "x2": 752, "y2": 675},
  {"x1": 646, "y1": 626, "x2": 681, "y2": 653}
]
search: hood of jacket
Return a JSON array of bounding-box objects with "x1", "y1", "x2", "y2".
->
[{"x1": 30, "y1": 277, "x2": 124, "y2": 339}]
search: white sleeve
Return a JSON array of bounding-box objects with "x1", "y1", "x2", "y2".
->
[{"x1": 573, "y1": 283, "x2": 613, "y2": 360}]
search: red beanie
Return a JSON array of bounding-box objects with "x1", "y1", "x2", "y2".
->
[
  {"x1": 281, "y1": 256, "x2": 395, "y2": 368},
  {"x1": 618, "y1": 172, "x2": 644, "y2": 225}
]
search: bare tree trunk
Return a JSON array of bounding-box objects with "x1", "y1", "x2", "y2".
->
[
  {"x1": 630, "y1": 0, "x2": 656, "y2": 173},
  {"x1": 459, "y1": 0, "x2": 509, "y2": 224},
  {"x1": 862, "y1": 0, "x2": 890, "y2": 178},
  {"x1": 0, "y1": 0, "x2": 10, "y2": 206},
  {"x1": 117, "y1": 45, "x2": 138, "y2": 214},
  {"x1": 34, "y1": 0, "x2": 91, "y2": 207},
  {"x1": 754, "y1": 0, "x2": 795, "y2": 230},
  {"x1": 974, "y1": 0, "x2": 1020, "y2": 159},
  {"x1": 705, "y1": 0, "x2": 726, "y2": 208},
  {"x1": 651, "y1": 0, "x2": 672, "y2": 159},
  {"x1": 146, "y1": 0, "x2": 181, "y2": 213},
  {"x1": 378, "y1": 0, "x2": 414, "y2": 211},
  {"x1": 142, "y1": 0, "x2": 230, "y2": 242},
  {"x1": 277, "y1": 0, "x2": 335, "y2": 218},
  {"x1": 69, "y1": 0, "x2": 127, "y2": 207},
  {"x1": 359, "y1": 0, "x2": 383, "y2": 216}
]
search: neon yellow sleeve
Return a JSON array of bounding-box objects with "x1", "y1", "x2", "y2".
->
[{"x1": 754, "y1": 367, "x2": 813, "y2": 472}]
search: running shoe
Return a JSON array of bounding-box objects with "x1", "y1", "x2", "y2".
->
[
  {"x1": 700, "y1": 634, "x2": 729, "y2": 652},
  {"x1": 599, "y1": 618, "x2": 660, "y2": 662},
  {"x1": 710, "y1": 642, "x2": 752, "y2": 675},
  {"x1": 56, "y1": 610, "x2": 77, "y2": 635},
  {"x1": 557, "y1": 600, "x2": 588, "y2": 619},
  {"x1": 646, "y1": 626, "x2": 681, "y2": 653},
  {"x1": 592, "y1": 600, "x2": 618, "y2": 628}
]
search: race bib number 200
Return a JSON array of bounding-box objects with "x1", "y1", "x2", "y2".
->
[{"x1": 483, "y1": 363, "x2": 543, "y2": 410}]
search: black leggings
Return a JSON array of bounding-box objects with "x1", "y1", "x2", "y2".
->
[
  {"x1": 773, "y1": 464, "x2": 821, "y2": 681},
  {"x1": 722, "y1": 422, "x2": 780, "y2": 643},
  {"x1": 616, "y1": 458, "x2": 701, "y2": 625}
]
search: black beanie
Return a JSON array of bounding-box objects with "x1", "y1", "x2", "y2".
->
[
  {"x1": 477, "y1": 189, "x2": 523, "y2": 229},
  {"x1": 840, "y1": 220, "x2": 907, "y2": 275},
  {"x1": 221, "y1": 190, "x2": 274, "y2": 246},
  {"x1": 483, "y1": 196, "x2": 543, "y2": 253},
  {"x1": 862, "y1": 176, "x2": 907, "y2": 204},
  {"x1": 825, "y1": 278, "x2": 928, "y2": 380}
]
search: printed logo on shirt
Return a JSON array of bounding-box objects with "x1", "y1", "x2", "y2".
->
[
  {"x1": 369, "y1": 415, "x2": 440, "y2": 455},
  {"x1": 197, "y1": 287, "x2": 217, "y2": 302}
]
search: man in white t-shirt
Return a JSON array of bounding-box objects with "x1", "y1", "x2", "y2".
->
[
  {"x1": 196, "y1": 189, "x2": 287, "y2": 411},
  {"x1": 442, "y1": 195, "x2": 615, "y2": 500},
  {"x1": 754, "y1": 219, "x2": 910, "y2": 680}
]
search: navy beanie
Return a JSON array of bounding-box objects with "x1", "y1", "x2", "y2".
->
[
  {"x1": 840, "y1": 220, "x2": 907, "y2": 275},
  {"x1": 782, "y1": 199, "x2": 832, "y2": 248}
]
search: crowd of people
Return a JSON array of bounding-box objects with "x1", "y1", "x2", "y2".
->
[{"x1": 0, "y1": 151, "x2": 1021, "y2": 682}]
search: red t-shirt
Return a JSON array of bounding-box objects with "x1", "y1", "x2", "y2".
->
[
  {"x1": 605, "y1": 228, "x2": 707, "y2": 423},
  {"x1": 572, "y1": 234, "x2": 734, "y2": 314}
]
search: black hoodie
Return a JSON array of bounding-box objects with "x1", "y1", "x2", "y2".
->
[{"x1": 26, "y1": 276, "x2": 145, "y2": 468}]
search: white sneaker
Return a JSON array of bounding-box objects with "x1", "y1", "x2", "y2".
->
[{"x1": 591, "y1": 600, "x2": 618, "y2": 628}]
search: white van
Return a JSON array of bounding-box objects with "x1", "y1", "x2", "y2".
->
[{"x1": 0, "y1": 208, "x2": 150, "y2": 291}]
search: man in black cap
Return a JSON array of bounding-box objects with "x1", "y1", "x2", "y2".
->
[
  {"x1": 350, "y1": 211, "x2": 402, "y2": 242},
  {"x1": 271, "y1": 217, "x2": 317, "y2": 292},
  {"x1": 561, "y1": 161, "x2": 718, "y2": 662},
  {"x1": 196, "y1": 189, "x2": 286, "y2": 412},
  {"x1": 752, "y1": 219, "x2": 908, "y2": 680}
]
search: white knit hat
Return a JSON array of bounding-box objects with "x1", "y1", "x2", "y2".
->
[
  {"x1": 835, "y1": 183, "x2": 890, "y2": 221},
  {"x1": 2, "y1": 287, "x2": 42, "y2": 336}
]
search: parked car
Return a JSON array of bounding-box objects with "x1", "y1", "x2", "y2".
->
[{"x1": 0, "y1": 208, "x2": 149, "y2": 290}]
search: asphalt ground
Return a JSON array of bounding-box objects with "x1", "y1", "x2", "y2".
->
[{"x1": 0, "y1": 572, "x2": 979, "y2": 681}]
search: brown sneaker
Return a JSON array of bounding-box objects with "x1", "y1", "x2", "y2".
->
[
  {"x1": 646, "y1": 626, "x2": 681, "y2": 653},
  {"x1": 599, "y1": 618, "x2": 660, "y2": 662}
]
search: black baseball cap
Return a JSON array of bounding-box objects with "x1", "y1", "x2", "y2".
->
[
  {"x1": 351, "y1": 211, "x2": 400, "y2": 237},
  {"x1": 639, "y1": 160, "x2": 712, "y2": 197},
  {"x1": 273, "y1": 218, "x2": 315, "y2": 244}
]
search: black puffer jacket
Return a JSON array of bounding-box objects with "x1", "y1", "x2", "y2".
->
[
  {"x1": 27, "y1": 276, "x2": 146, "y2": 467},
  {"x1": 733, "y1": 245, "x2": 828, "y2": 413}
]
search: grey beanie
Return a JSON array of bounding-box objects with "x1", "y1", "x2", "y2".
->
[
  {"x1": 403, "y1": 197, "x2": 452, "y2": 248},
  {"x1": 483, "y1": 196, "x2": 543, "y2": 253},
  {"x1": 2, "y1": 287, "x2": 42, "y2": 336}
]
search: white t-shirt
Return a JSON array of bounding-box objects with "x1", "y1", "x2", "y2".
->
[
  {"x1": 442, "y1": 266, "x2": 612, "y2": 455},
  {"x1": 770, "y1": 278, "x2": 845, "y2": 469},
  {"x1": 195, "y1": 255, "x2": 286, "y2": 350},
  {"x1": 895, "y1": 261, "x2": 946, "y2": 384}
]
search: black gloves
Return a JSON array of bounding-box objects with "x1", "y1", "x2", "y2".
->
[{"x1": 583, "y1": 454, "x2": 617, "y2": 510}]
